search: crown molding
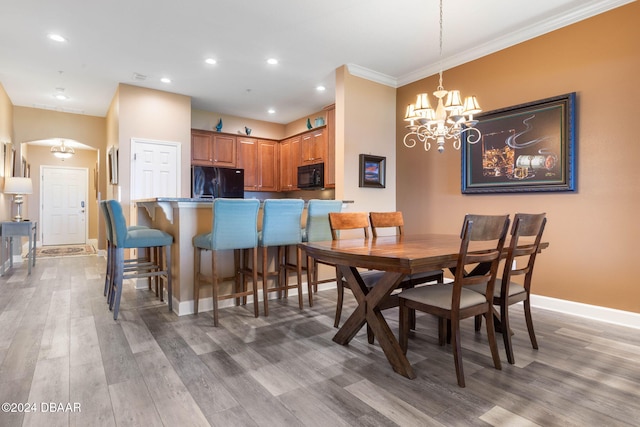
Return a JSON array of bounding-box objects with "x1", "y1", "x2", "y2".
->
[
  {"x1": 346, "y1": 64, "x2": 398, "y2": 88},
  {"x1": 395, "y1": 0, "x2": 635, "y2": 86}
]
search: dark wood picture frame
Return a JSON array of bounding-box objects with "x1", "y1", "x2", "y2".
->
[
  {"x1": 462, "y1": 92, "x2": 576, "y2": 193},
  {"x1": 359, "y1": 154, "x2": 386, "y2": 188}
]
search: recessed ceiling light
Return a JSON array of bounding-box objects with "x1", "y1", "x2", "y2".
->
[
  {"x1": 316, "y1": 85, "x2": 326, "y2": 92},
  {"x1": 48, "y1": 33, "x2": 67, "y2": 43},
  {"x1": 268, "y1": 108, "x2": 276, "y2": 114},
  {"x1": 267, "y1": 58, "x2": 278, "y2": 65},
  {"x1": 161, "y1": 77, "x2": 171, "y2": 83},
  {"x1": 205, "y1": 58, "x2": 217, "y2": 65},
  {"x1": 53, "y1": 87, "x2": 68, "y2": 100}
]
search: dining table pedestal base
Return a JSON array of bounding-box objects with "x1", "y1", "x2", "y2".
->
[{"x1": 331, "y1": 265, "x2": 416, "y2": 380}]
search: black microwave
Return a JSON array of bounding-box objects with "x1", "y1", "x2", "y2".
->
[{"x1": 297, "y1": 163, "x2": 324, "y2": 189}]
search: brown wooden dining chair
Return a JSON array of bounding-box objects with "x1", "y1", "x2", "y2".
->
[
  {"x1": 398, "y1": 214, "x2": 510, "y2": 387},
  {"x1": 369, "y1": 211, "x2": 444, "y2": 287},
  {"x1": 469, "y1": 213, "x2": 547, "y2": 364}
]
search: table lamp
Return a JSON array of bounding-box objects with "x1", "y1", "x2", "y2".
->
[{"x1": 4, "y1": 177, "x2": 33, "y2": 221}]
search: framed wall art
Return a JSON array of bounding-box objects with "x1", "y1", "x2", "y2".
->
[
  {"x1": 108, "y1": 146, "x2": 118, "y2": 185},
  {"x1": 359, "y1": 154, "x2": 386, "y2": 188},
  {"x1": 462, "y1": 92, "x2": 576, "y2": 193}
]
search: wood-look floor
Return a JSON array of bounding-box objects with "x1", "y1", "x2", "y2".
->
[{"x1": 0, "y1": 254, "x2": 639, "y2": 427}]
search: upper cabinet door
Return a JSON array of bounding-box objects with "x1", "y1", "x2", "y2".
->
[
  {"x1": 237, "y1": 137, "x2": 258, "y2": 190},
  {"x1": 191, "y1": 131, "x2": 214, "y2": 165},
  {"x1": 279, "y1": 135, "x2": 301, "y2": 191},
  {"x1": 191, "y1": 130, "x2": 237, "y2": 167},
  {"x1": 211, "y1": 134, "x2": 237, "y2": 167},
  {"x1": 257, "y1": 139, "x2": 278, "y2": 192},
  {"x1": 300, "y1": 128, "x2": 326, "y2": 165}
]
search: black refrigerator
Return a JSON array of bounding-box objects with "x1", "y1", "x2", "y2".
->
[{"x1": 192, "y1": 166, "x2": 244, "y2": 198}]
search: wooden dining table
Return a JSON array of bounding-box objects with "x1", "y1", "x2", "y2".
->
[{"x1": 301, "y1": 233, "x2": 548, "y2": 379}]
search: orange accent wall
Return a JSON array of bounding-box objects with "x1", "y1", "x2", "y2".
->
[{"x1": 396, "y1": 2, "x2": 640, "y2": 313}]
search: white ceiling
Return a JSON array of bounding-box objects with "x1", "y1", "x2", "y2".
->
[{"x1": 0, "y1": 0, "x2": 632, "y2": 125}]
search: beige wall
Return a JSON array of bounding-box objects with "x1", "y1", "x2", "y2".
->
[
  {"x1": 396, "y1": 2, "x2": 640, "y2": 313},
  {"x1": 192, "y1": 108, "x2": 330, "y2": 140},
  {"x1": 12, "y1": 106, "x2": 105, "y2": 241},
  {"x1": 115, "y1": 84, "x2": 192, "y2": 215},
  {"x1": 191, "y1": 109, "x2": 286, "y2": 140},
  {"x1": 0, "y1": 84, "x2": 13, "y2": 221},
  {"x1": 336, "y1": 67, "x2": 397, "y2": 237}
]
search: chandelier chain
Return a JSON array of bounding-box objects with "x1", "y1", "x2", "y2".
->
[{"x1": 438, "y1": 0, "x2": 444, "y2": 90}]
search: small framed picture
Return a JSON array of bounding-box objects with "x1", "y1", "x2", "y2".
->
[{"x1": 359, "y1": 154, "x2": 386, "y2": 188}]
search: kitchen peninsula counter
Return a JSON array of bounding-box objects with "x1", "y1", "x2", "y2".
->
[{"x1": 135, "y1": 197, "x2": 350, "y2": 316}]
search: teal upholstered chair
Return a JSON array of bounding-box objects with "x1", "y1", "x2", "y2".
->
[
  {"x1": 302, "y1": 199, "x2": 343, "y2": 306},
  {"x1": 193, "y1": 198, "x2": 260, "y2": 326},
  {"x1": 100, "y1": 201, "x2": 150, "y2": 300},
  {"x1": 105, "y1": 200, "x2": 173, "y2": 320},
  {"x1": 257, "y1": 199, "x2": 305, "y2": 316}
]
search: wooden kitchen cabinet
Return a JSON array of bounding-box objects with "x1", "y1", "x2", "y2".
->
[
  {"x1": 237, "y1": 137, "x2": 278, "y2": 191},
  {"x1": 300, "y1": 128, "x2": 326, "y2": 165},
  {"x1": 191, "y1": 130, "x2": 237, "y2": 167},
  {"x1": 279, "y1": 135, "x2": 301, "y2": 191}
]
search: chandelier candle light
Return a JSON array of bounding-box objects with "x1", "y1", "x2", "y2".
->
[{"x1": 403, "y1": 0, "x2": 482, "y2": 153}]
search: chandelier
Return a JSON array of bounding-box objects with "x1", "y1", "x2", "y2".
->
[
  {"x1": 51, "y1": 139, "x2": 75, "y2": 158},
  {"x1": 403, "y1": 0, "x2": 482, "y2": 153}
]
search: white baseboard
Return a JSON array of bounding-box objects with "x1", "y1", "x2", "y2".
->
[
  {"x1": 174, "y1": 281, "x2": 337, "y2": 316},
  {"x1": 530, "y1": 294, "x2": 640, "y2": 330},
  {"x1": 161, "y1": 281, "x2": 640, "y2": 330}
]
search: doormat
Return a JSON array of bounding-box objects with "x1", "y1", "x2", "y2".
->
[{"x1": 30, "y1": 245, "x2": 97, "y2": 258}]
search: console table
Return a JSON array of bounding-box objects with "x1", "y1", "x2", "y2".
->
[{"x1": 0, "y1": 221, "x2": 37, "y2": 276}]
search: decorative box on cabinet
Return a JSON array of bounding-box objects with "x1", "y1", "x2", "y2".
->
[{"x1": 191, "y1": 130, "x2": 237, "y2": 167}]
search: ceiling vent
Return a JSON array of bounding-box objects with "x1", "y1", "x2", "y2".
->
[{"x1": 132, "y1": 72, "x2": 147, "y2": 81}]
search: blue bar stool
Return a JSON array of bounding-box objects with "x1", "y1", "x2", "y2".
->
[
  {"x1": 106, "y1": 200, "x2": 173, "y2": 320},
  {"x1": 302, "y1": 199, "x2": 343, "y2": 306},
  {"x1": 99, "y1": 201, "x2": 151, "y2": 300},
  {"x1": 257, "y1": 199, "x2": 305, "y2": 316},
  {"x1": 193, "y1": 198, "x2": 260, "y2": 326}
]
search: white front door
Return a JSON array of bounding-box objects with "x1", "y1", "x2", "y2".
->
[
  {"x1": 41, "y1": 166, "x2": 88, "y2": 245},
  {"x1": 131, "y1": 138, "x2": 180, "y2": 200}
]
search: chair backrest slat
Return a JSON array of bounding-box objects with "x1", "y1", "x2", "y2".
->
[
  {"x1": 369, "y1": 211, "x2": 404, "y2": 237},
  {"x1": 452, "y1": 214, "x2": 510, "y2": 310},
  {"x1": 501, "y1": 213, "x2": 547, "y2": 291},
  {"x1": 328, "y1": 212, "x2": 370, "y2": 240}
]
